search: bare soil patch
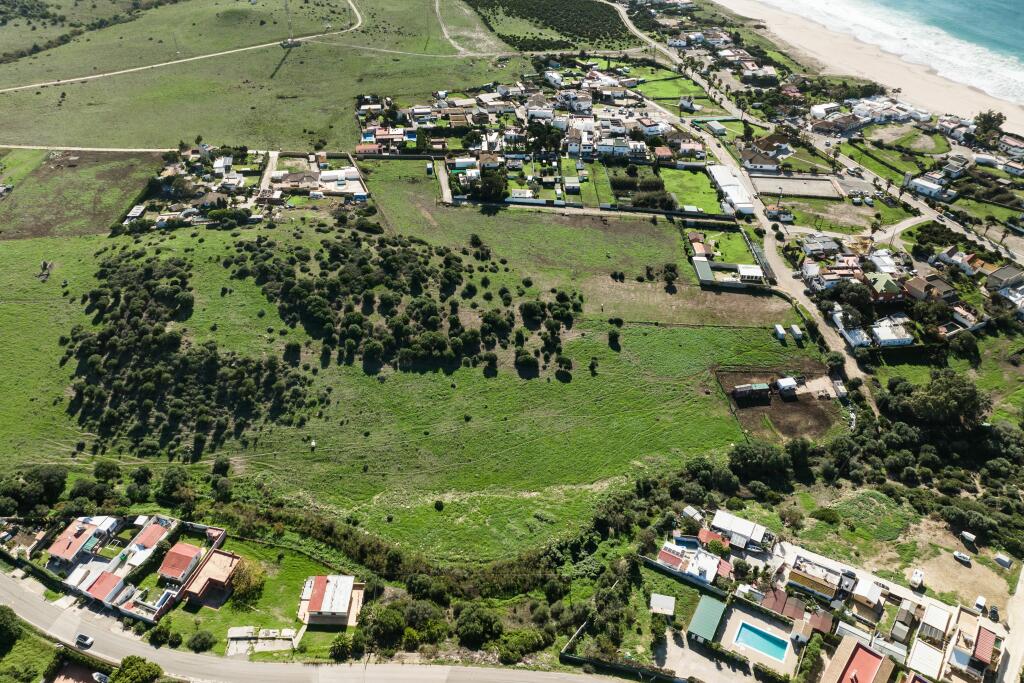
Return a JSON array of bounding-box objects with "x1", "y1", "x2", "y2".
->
[
  {"x1": 718, "y1": 367, "x2": 840, "y2": 441},
  {"x1": 0, "y1": 150, "x2": 160, "y2": 240}
]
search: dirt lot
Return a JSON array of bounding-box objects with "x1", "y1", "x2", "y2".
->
[
  {"x1": 718, "y1": 367, "x2": 841, "y2": 441},
  {"x1": 0, "y1": 150, "x2": 161, "y2": 240},
  {"x1": 867, "y1": 122, "x2": 942, "y2": 153},
  {"x1": 582, "y1": 276, "x2": 797, "y2": 326},
  {"x1": 52, "y1": 662, "x2": 97, "y2": 683},
  {"x1": 752, "y1": 175, "x2": 840, "y2": 199}
]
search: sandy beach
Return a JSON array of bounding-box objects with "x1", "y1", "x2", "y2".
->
[{"x1": 710, "y1": 0, "x2": 1024, "y2": 135}]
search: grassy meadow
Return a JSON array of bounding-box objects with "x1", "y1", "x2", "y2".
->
[
  {"x1": 0, "y1": 149, "x2": 161, "y2": 239},
  {"x1": 0, "y1": 154, "x2": 817, "y2": 564}
]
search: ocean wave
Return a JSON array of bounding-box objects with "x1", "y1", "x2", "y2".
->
[{"x1": 750, "y1": 0, "x2": 1024, "y2": 105}]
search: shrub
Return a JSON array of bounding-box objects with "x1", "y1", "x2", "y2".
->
[{"x1": 187, "y1": 630, "x2": 216, "y2": 652}]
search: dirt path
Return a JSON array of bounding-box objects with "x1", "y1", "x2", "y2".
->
[
  {"x1": 0, "y1": 0, "x2": 364, "y2": 96},
  {"x1": 434, "y1": 0, "x2": 467, "y2": 54}
]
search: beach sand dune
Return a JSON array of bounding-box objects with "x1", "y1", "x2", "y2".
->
[{"x1": 711, "y1": 0, "x2": 1024, "y2": 135}]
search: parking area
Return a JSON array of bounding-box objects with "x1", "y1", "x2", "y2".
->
[{"x1": 752, "y1": 175, "x2": 841, "y2": 199}]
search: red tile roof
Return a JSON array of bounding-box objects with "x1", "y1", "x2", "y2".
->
[
  {"x1": 698, "y1": 528, "x2": 730, "y2": 550},
  {"x1": 809, "y1": 610, "x2": 834, "y2": 635},
  {"x1": 87, "y1": 571, "x2": 121, "y2": 601},
  {"x1": 308, "y1": 575, "x2": 329, "y2": 613},
  {"x1": 158, "y1": 542, "x2": 202, "y2": 581},
  {"x1": 973, "y1": 626, "x2": 996, "y2": 665},
  {"x1": 133, "y1": 523, "x2": 166, "y2": 549},
  {"x1": 47, "y1": 522, "x2": 97, "y2": 562},
  {"x1": 717, "y1": 559, "x2": 732, "y2": 579},
  {"x1": 657, "y1": 546, "x2": 686, "y2": 571}
]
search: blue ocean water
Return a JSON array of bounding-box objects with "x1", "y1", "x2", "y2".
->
[
  {"x1": 870, "y1": 0, "x2": 1024, "y2": 63},
  {"x1": 751, "y1": 0, "x2": 1024, "y2": 104}
]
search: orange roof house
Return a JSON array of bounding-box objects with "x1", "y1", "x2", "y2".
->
[
  {"x1": 47, "y1": 522, "x2": 98, "y2": 563},
  {"x1": 157, "y1": 542, "x2": 203, "y2": 582}
]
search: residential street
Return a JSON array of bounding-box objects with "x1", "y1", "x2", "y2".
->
[{"x1": 0, "y1": 570, "x2": 602, "y2": 683}]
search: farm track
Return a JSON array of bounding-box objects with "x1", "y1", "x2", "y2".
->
[{"x1": 0, "y1": 0, "x2": 364, "y2": 95}]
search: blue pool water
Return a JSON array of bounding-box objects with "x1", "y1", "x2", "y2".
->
[{"x1": 735, "y1": 622, "x2": 789, "y2": 662}]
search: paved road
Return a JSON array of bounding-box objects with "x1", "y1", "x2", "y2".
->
[
  {"x1": 0, "y1": 0, "x2": 364, "y2": 96},
  {"x1": 0, "y1": 571, "x2": 604, "y2": 683}
]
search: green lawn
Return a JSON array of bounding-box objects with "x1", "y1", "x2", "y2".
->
[
  {"x1": 0, "y1": 149, "x2": 49, "y2": 185},
  {"x1": 159, "y1": 538, "x2": 336, "y2": 656},
  {"x1": 720, "y1": 120, "x2": 770, "y2": 143},
  {"x1": 659, "y1": 168, "x2": 720, "y2": 213},
  {"x1": 704, "y1": 229, "x2": 753, "y2": 264},
  {"x1": 951, "y1": 198, "x2": 1022, "y2": 226}
]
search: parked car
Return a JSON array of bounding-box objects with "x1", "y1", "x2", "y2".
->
[
  {"x1": 909, "y1": 568, "x2": 925, "y2": 588},
  {"x1": 953, "y1": 551, "x2": 972, "y2": 565},
  {"x1": 92, "y1": 674, "x2": 109, "y2": 683},
  {"x1": 75, "y1": 634, "x2": 94, "y2": 649},
  {"x1": 990, "y1": 606, "x2": 999, "y2": 621}
]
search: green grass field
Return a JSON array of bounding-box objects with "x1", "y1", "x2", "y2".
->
[
  {"x1": 0, "y1": 156, "x2": 816, "y2": 564},
  {"x1": 0, "y1": 149, "x2": 160, "y2": 239},
  {"x1": 839, "y1": 142, "x2": 924, "y2": 184},
  {"x1": 0, "y1": 0, "x2": 353, "y2": 89},
  {"x1": 0, "y1": 628, "x2": 55, "y2": 681},
  {"x1": 873, "y1": 329, "x2": 1024, "y2": 424},
  {"x1": 0, "y1": 0, "x2": 139, "y2": 58},
  {"x1": 784, "y1": 195, "x2": 912, "y2": 234},
  {"x1": 704, "y1": 229, "x2": 753, "y2": 264},
  {"x1": 0, "y1": 0, "x2": 528, "y2": 149},
  {"x1": 659, "y1": 168, "x2": 720, "y2": 214}
]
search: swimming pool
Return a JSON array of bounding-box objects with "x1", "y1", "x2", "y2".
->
[{"x1": 734, "y1": 622, "x2": 789, "y2": 662}]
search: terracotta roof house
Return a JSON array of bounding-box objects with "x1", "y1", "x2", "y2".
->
[
  {"x1": 697, "y1": 528, "x2": 730, "y2": 551},
  {"x1": 158, "y1": 542, "x2": 203, "y2": 583},
  {"x1": 86, "y1": 571, "x2": 124, "y2": 606},
  {"x1": 47, "y1": 522, "x2": 99, "y2": 564},
  {"x1": 821, "y1": 635, "x2": 895, "y2": 683},
  {"x1": 133, "y1": 523, "x2": 167, "y2": 550}
]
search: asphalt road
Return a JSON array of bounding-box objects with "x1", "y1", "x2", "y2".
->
[{"x1": 0, "y1": 571, "x2": 604, "y2": 683}]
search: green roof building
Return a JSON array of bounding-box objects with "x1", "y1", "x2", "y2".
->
[{"x1": 687, "y1": 595, "x2": 727, "y2": 643}]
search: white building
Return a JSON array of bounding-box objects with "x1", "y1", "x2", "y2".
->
[
  {"x1": 810, "y1": 103, "x2": 840, "y2": 119},
  {"x1": 707, "y1": 165, "x2": 753, "y2": 215},
  {"x1": 710, "y1": 510, "x2": 771, "y2": 550}
]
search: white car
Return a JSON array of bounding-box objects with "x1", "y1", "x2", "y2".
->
[
  {"x1": 909, "y1": 568, "x2": 925, "y2": 588},
  {"x1": 75, "y1": 634, "x2": 94, "y2": 648},
  {"x1": 953, "y1": 551, "x2": 972, "y2": 565},
  {"x1": 92, "y1": 674, "x2": 110, "y2": 683}
]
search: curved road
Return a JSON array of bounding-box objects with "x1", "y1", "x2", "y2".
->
[{"x1": 0, "y1": 571, "x2": 603, "y2": 683}]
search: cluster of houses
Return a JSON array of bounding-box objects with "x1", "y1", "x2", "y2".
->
[
  {"x1": 652, "y1": 507, "x2": 1008, "y2": 682},
  {"x1": 263, "y1": 151, "x2": 368, "y2": 204},
  {"x1": 10, "y1": 514, "x2": 365, "y2": 642},
  {"x1": 688, "y1": 229, "x2": 766, "y2": 287},
  {"x1": 356, "y1": 63, "x2": 716, "y2": 206},
  {"x1": 666, "y1": 27, "x2": 779, "y2": 84},
  {"x1": 797, "y1": 233, "x2": 989, "y2": 347},
  {"x1": 36, "y1": 514, "x2": 242, "y2": 624},
  {"x1": 807, "y1": 96, "x2": 930, "y2": 138}
]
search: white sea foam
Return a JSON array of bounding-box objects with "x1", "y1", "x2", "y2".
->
[{"x1": 750, "y1": 0, "x2": 1024, "y2": 105}]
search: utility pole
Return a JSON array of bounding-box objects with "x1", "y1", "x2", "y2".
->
[{"x1": 281, "y1": 0, "x2": 299, "y2": 48}]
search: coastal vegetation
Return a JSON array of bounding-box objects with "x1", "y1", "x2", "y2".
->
[{"x1": 462, "y1": 0, "x2": 634, "y2": 50}]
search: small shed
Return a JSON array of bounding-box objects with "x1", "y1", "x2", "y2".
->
[
  {"x1": 650, "y1": 593, "x2": 676, "y2": 616},
  {"x1": 687, "y1": 595, "x2": 726, "y2": 644},
  {"x1": 774, "y1": 324, "x2": 786, "y2": 339},
  {"x1": 776, "y1": 377, "x2": 798, "y2": 394}
]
